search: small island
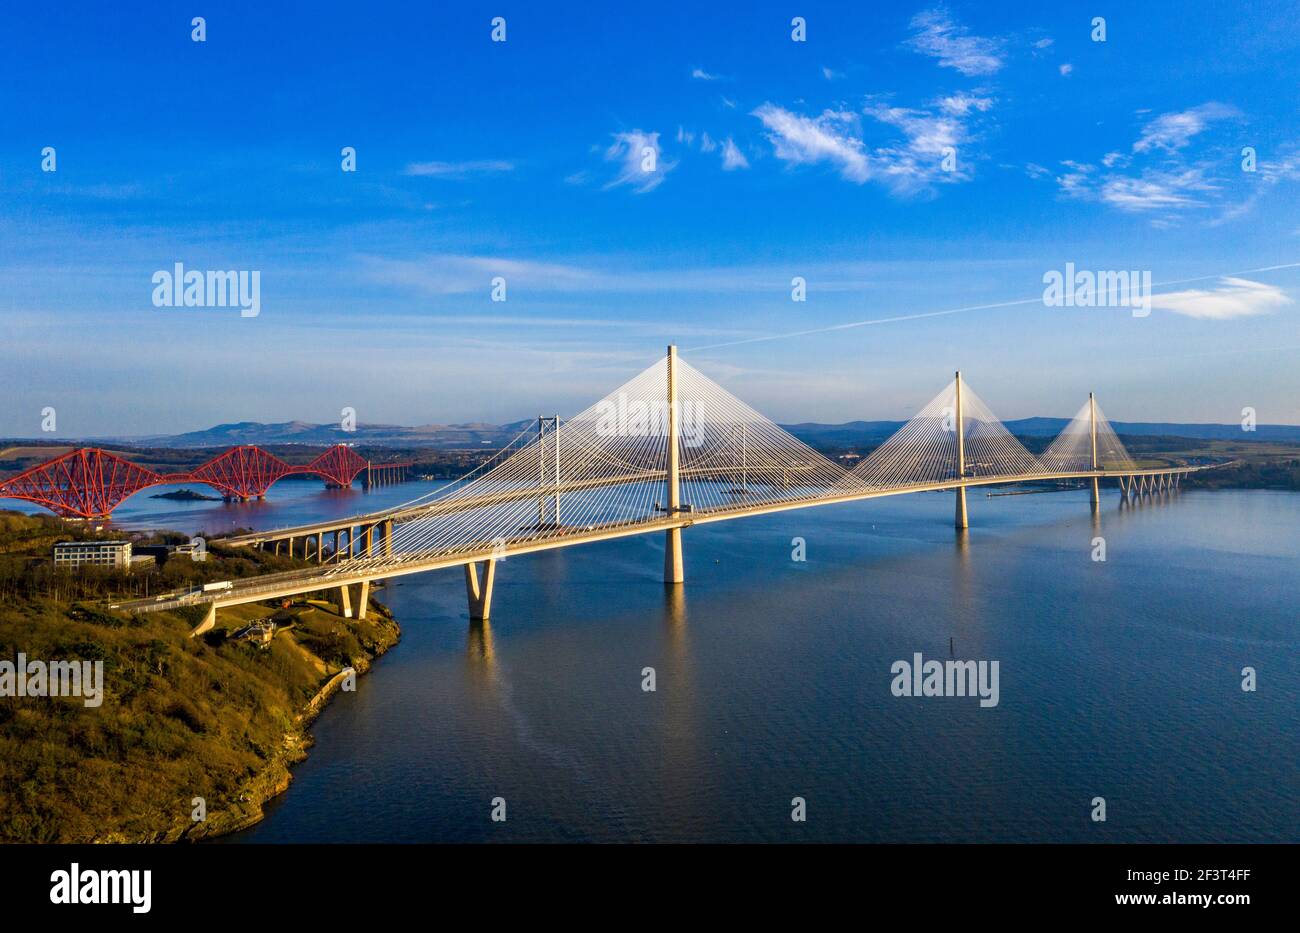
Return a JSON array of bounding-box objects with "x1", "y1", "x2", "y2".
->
[{"x1": 150, "y1": 488, "x2": 221, "y2": 501}]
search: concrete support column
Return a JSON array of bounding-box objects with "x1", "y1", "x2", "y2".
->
[
  {"x1": 288, "y1": 536, "x2": 295, "y2": 558},
  {"x1": 664, "y1": 527, "x2": 684, "y2": 584},
  {"x1": 383, "y1": 519, "x2": 394, "y2": 557},
  {"x1": 357, "y1": 580, "x2": 370, "y2": 620},
  {"x1": 1090, "y1": 477, "x2": 1100, "y2": 509},
  {"x1": 332, "y1": 530, "x2": 340, "y2": 562},
  {"x1": 365, "y1": 525, "x2": 374, "y2": 556},
  {"x1": 464, "y1": 559, "x2": 497, "y2": 620},
  {"x1": 337, "y1": 583, "x2": 353, "y2": 619},
  {"x1": 190, "y1": 603, "x2": 217, "y2": 638},
  {"x1": 955, "y1": 486, "x2": 968, "y2": 529}
]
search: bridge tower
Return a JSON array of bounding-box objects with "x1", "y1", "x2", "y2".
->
[
  {"x1": 664, "y1": 344, "x2": 685, "y2": 583},
  {"x1": 954, "y1": 370, "x2": 968, "y2": 529},
  {"x1": 1089, "y1": 392, "x2": 1101, "y2": 508},
  {"x1": 538, "y1": 416, "x2": 561, "y2": 527}
]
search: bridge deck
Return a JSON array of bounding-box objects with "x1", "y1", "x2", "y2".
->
[{"x1": 120, "y1": 466, "x2": 1204, "y2": 615}]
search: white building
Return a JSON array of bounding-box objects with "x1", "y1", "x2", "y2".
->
[{"x1": 52, "y1": 540, "x2": 133, "y2": 569}]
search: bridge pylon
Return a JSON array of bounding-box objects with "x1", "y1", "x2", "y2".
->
[
  {"x1": 954, "y1": 370, "x2": 968, "y2": 530},
  {"x1": 1089, "y1": 392, "x2": 1101, "y2": 509},
  {"x1": 665, "y1": 344, "x2": 685, "y2": 583}
]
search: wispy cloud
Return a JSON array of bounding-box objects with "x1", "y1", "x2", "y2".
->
[
  {"x1": 821, "y1": 66, "x2": 844, "y2": 81},
  {"x1": 934, "y1": 92, "x2": 994, "y2": 117},
  {"x1": 1150, "y1": 277, "x2": 1291, "y2": 319},
  {"x1": 1217, "y1": 146, "x2": 1300, "y2": 222},
  {"x1": 1099, "y1": 168, "x2": 1216, "y2": 212},
  {"x1": 360, "y1": 254, "x2": 914, "y2": 296},
  {"x1": 1133, "y1": 102, "x2": 1238, "y2": 154},
  {"x1": 752, "y1": 104, "x2": 870, "y2": 183},
  {"x1": 360, "y1": 254, "x2": 594, "y2": 294},
  {"x1": 691, "y1": 67, "x2": 725, "y2": 81},
  {"x1": 1058, "y1": 63, "x2": 1073, "y2": 77},
  {"x1": 754, "y1": 92, "x2": 993, "y2": 194},
  {"x1": 44, "y1": 182, "x2": 147, "y2": 200},
  {"x1": 1048, "y1": 103, "x2": 1248, "y2": 222},
  {"x1": 905, "y1": 8, "x2": 1005, "y2": 76},
  {"x1": 720, "y1": 137, "x2": 750, "y2": 171},
  {"x1": 404, "y1": 159, "x2": 514, "y2": 178},
  {"x1": 603, "y1": 130, "x2": 675, "y2": 193}
]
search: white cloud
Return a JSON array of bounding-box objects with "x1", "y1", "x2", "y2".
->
[
  {"x1": 936, "y1": 92, "x2": 994, "y2": 117},
  {"x1": 752, "y1": 103, "x2": 871, "y2": 183},
  {"x1": 1054, "y1": 160, "x2": 1216, "y2": 212},
  {"x1": 1150, "y1": 277, "x2": 1291, "y2": 319},
  {"x1": 1059, "y1": 63, "x2": 1073, "y2": 76},
  {"x1": 721, "y1": 96, "x2": 737, "y2": 109},
  {"x1": 1133, "y1": 102, "x2": 1237, "y2": 153},
  {"x1": 754, "y1": 92, "x2": 994, "y2": 194},
  {"x1": 691, "y1": 67, "x2": 724, "y2": 81},
  {"x1": 361, "y1": 254, "x2": 594, "y2": 294},
  {"x1": 603, "y1": 130, "x2": 675, "y2": 193},
  {"x1": 865, "y1": 104, "x2": 962, "y2": 156},
  {"x1": 720, "y1": 137, "x2": 749, "y2": 171},
  {"x1": 699, "y1": 132, "x2": 717, "y2": 153},
  {"x1": 361, "y1": 254, "x2": 929, "y2": 297},
  {"x1": 1034, "y1": 38, "x2": 1053, "y2": 49},
  {"x1": 1216, "y1": 147, "x2": 1300, "y2": 222},
  {"x1": 403, "y1": 159, "x2": 514, "y2": 177},
  {"x1": 906, "y1": 8, "x2": 1005, "y2": 76},
  {"x1": 1048, "y1": 103, "x2": 1258, "y2": 223},
  {"x1": 1099, "y1": 169, "x2": 1216, "y2": 211},
  {"x1": 822, "y1": 66, "x2": 844, "y2": 81}
]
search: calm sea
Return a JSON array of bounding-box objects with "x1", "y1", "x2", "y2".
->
[{"x1": 11, "y1": 481, "x2": 1297, "y2": 841}]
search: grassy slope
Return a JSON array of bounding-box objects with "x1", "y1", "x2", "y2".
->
[{"x1": 0, "y1": 512, "x2": 399, "y2": 842}]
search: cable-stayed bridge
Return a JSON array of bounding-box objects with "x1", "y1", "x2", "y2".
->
[{"x1": 117, "y1": 347, "x2": 1213, "y2": 630}]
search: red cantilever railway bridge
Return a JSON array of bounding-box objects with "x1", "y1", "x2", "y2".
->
[{"x1": 0, "y1": 444, "x2": 407, "y2": 519}]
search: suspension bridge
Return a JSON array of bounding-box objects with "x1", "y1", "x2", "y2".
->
[{"x1": 111, "y1": 347, "x2": 1211, "y2": 631}]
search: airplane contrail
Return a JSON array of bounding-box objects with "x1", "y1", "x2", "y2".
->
[{"x1": 685, "y1": 261, "x2": 1300, "y2": 351}]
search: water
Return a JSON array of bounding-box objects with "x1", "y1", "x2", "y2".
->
[
  {"x1": 1, "y1": 478, "x2": 452, "y2": 537},
  {"x1": 17, "y1": 483, "x2": 1293, "y2": 842}
]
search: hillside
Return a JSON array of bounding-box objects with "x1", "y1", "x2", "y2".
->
[{"x1": 0, "y1": 512, "x2": 399, "y2": 842}]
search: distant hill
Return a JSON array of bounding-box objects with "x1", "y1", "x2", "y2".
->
[
  {"x1": 784, "y1": 418, "x2": 1300, "y2": 446},
  {"x1": 96, "y1": 419, "x2": 538, "y2": 450},
  {"x1": 10, "y1": 416, "x2": 1299, "y2": 450}
]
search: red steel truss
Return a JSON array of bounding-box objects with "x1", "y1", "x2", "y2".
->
[{"x1": 0, "y1": 445, "x2": 370, "y2": 519}]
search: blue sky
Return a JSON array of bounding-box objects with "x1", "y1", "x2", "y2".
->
[{"x1": 2, "y1": 0, "x2": 1299, "y2": 436}]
